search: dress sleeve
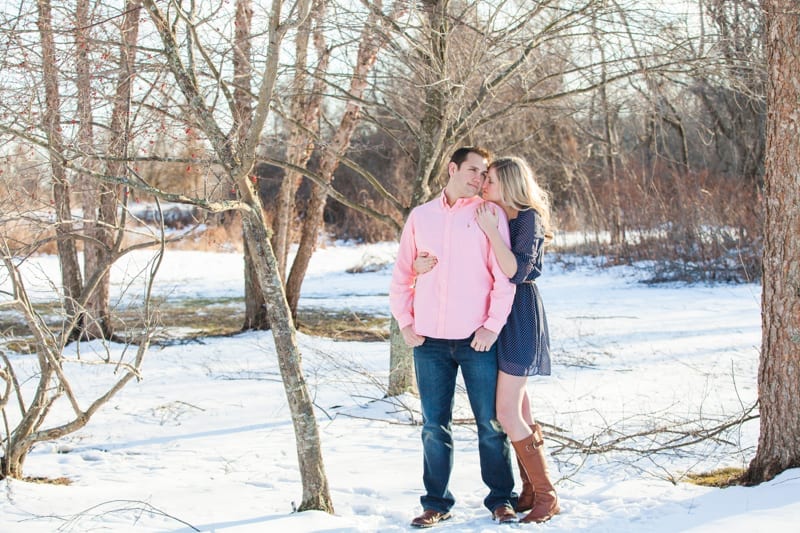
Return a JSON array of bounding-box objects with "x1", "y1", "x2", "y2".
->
[
  {"x1": 508, "y1": 209, "x2": 545, "y2": 284},
  {"x1": 484, "y1": 208, "x2": 515, "y2": 334}
]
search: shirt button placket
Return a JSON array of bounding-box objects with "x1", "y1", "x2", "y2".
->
[{"x1": 437, "y1": 210, "x2": 452, "y2": 338}]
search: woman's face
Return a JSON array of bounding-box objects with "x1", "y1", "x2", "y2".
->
[{"x1": 481, "y1": 167, "x2": 503, "y2": 204}]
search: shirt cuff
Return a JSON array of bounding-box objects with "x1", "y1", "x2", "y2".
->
[
  {"x1": 483, "y1": 318, "x2": 503, "y2": 335},
  {"x1": 397, "y1": 315, "x2": 414, "y2": 330}
]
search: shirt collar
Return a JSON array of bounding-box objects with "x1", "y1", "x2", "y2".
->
[{"x1": 438, "y1": 190, "x2": 480, "y2": 209}]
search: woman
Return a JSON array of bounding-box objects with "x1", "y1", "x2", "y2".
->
[{"x1": 414, "y1": 156, "x2": 560, "y2": 523}]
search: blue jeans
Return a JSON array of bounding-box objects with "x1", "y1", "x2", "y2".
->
[{"x1": 413, "y1": 336, "x2": 516, "y2": 513}]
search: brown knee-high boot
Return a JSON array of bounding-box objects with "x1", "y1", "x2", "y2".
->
[
  {"x1": 514, "y1": 424, "x2": 536, "y2": 512},
  {"x1": 511, "y1": 424, "x2": 560, "y2": 523}
]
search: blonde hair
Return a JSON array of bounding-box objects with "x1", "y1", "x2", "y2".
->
[{"x1": 488, "y1": 156, "x2": 553, "y2": 242}]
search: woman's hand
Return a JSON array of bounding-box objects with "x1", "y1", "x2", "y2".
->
[
  {"x1": 475, "y1": 202, "x2": 500, "y2": 234},
  {"x1": 476, "y1": 201, "x2": 518, "y2": 278},
  {"x1": 413, "y1": 251, "x2": 438, "y2": 275}
]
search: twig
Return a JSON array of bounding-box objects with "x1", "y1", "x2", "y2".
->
[{"x1": 54, "y1": 499, "x2": 200, "y2": 532}]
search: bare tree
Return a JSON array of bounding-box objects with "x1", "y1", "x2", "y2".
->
[
  {"x1": 140, "y1": 0, "x2": 333, "y2": 512},
  {"x1": 283, "y1": 0, "x2": 403, "y2": 319},
  {"x1": 590, "y1": 9, "x2": 624, "y2": 246},
  {"x1": 36, "y1": 0, "x2": 84, "y2": 336},
  {"x1": 272, "y1": 0, "x2": 328, "y2": 280},
  {"x1": 696, "y1": 0, "x2": 766, "y2": 185},
  {"x1": 10, "y1": 0, "x2": 145, "y2": 342},
  {"x1": 233, "y1": 0, "x2": 272, "y2": 332},
  {"x1": 0, "y1": 229, "x2": 161, "y2": 479},
  {"x1": 245, "y1": 0, "x2": 330, "y2": 330},
  {"x1": 86, "y1": 0, "x2": 143, "y2": 339},
  {"x1": 1, "y1": 0, "x2": 334, "y2": 511},
  {"x1": 0, "y1": 1, "x2": 171, "y2": 477},
  {"x1": 367, "y1": 0, "x2": 604, "y2": 394},
  {"x1": 742, "y1": 0, "x2": 800, "y2": 484}
]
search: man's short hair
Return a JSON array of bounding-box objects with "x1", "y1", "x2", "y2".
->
[{"x1": 449, "y1": 146, "x2": 492, "y2": 169}]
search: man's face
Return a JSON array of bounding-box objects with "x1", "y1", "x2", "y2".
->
[{"x1": 447, "y1": 152, "x2": 488, "y2": 200}]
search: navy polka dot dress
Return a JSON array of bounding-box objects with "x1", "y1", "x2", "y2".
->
[{"x1": 497, "y1": 209, "x2": 551, "y2": 376}]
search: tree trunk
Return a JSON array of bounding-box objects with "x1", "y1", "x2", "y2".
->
[
  {"x1": 232, "y1": 0, "x2": 271, "y2": 332},
  {"x1": 284, "y1": 5, "x2": 386, "y2": 317},
  {"x1": 232, "y1": 0, "x2": 253, "y2": 144},
  {"x1": 0, "y1": 256, "x2": 57, "y2": 479},
  {"x1": 240, "y1": 209, "x2": 333, "y2": 513},
  {"x1": 141, "y1": 0, "x2": 332, "y2": 512},
  {"x1": 273, "y1": 169, "x2": 300, "y2": 279},
  {"x1": 387, "y1": 317, "x2": 416, "y2": 396},
  {"x1": 273, "y1": 1, "x2": 326, "y2": 278},
  {"x1": 85, "y1": 0, "x2": 142, "y2": 340},
  {"x1": 36, "y1": 0, "x2": 84, "y2": 335},
  {"x1": 0, "y1": 353, "x2": 52, "y2": 479},
  {"x1": 75, "y1": 0, "x2": 102, "y2": 334},
  {"x1": 592, "y1": 12, "x2": 623, "y2": 247},
  {"x1": 388, "y1": 0, "x2": 450, "y2": 396},
  {"x1": 285, "y1": 183, "x2": 321, "y2": 318},
  {"x1": 243, "y1": 237, "x2": 270, "y2": 330},
  {"x1": 743, "y1": 0, "x2": 800, "y2": 484},
  {"x1": 600, "y1": 65, "x2": 622, "y2": 246}
]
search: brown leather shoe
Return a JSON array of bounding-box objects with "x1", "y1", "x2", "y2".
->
[
  {"x1": 411, "y1": 509, "x2": 452, "y2": 528},
  {"x1": 492, "y1": 504, "x2": 519, "y2": 524}
]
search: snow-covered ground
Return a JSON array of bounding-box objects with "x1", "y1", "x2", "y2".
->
[{"x1": 1, "y1": 241, "x2": 797, "y2": 532}]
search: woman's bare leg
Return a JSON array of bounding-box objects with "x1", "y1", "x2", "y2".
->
[
  {"x1": 496, "y1": 371, "x2": 533, "y2": 441},
  {"x1": 521, "y1": 389, "x2": 535, "y2": 426}
]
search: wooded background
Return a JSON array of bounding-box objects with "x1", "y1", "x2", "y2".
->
[
  {"x1": 2, "y1": 0, "x2": 796, "y2": 508},
  {"x1": 1, "y1": 0, "x2": 764, "y2": 284}
]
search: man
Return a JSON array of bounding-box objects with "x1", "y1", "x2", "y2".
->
[{"x1": 390, "y1": 146, "x2": 518, "y2": 527}]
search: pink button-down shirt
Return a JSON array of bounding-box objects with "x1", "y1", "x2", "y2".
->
[{"x1": 390, "y1": 191, "x2": 515, "y2": 339}]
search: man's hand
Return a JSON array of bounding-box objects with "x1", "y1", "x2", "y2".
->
[
  {"x1": 401, "y1": 325, "x2": 425, "y2": 347},
  {"x1": 470, "y1": 326, "x2": 498, "y2": 352}
]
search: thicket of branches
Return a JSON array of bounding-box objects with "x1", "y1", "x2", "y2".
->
[
  {"x1": 1, "y1": 1, "x2": 765, "y2": 283},
  {"x1": 258, "y1": 0, "x2": 765, "y2": 283},
  {"x1": 0, "y1": 0, "x2": 774, "y2": 497}
]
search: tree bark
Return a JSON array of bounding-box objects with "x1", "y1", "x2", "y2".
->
[
  {"x1": 241, "y1": 209, "x2": 333, "y2": 512},
  {"x1": 743, "y1": 0, "x2": 800, "y2": 484},
  {"x1": 142, "y1": 0, "x2": 333, "y2": 512},
  {"x1": 243, "y1": 237, "x2": 270, "y2": 330},
  {"x1": 285, "y1": 5, "x2": 386, "y2": 317},
  {"x1": 86, "y1": 0, "x2": 142, "y2": 339},
  {"x1": 273, "y1": 1, "x2": 327, "y2": 279},
  {"x1": 387, "y1": 0, "x2": 451, "y2": 396},
  {"x1": 231, "y1": 0, "x2": 271, "y2": 332},
  {"x1": 387, "y1": 317, "x2": 415, "y2": 396},
  {"x1": 75, "y1": 0, "x2": 102, "y2": 334},
  {"x1": 232, "y1": 0, "x2": 254, "y2": 144},
  {"x1": 36, "y1": 0, "x2": 84, "y2": 333}
]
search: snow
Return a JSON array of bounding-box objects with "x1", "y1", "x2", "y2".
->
[{"x1": 1, "y1": 241, "x2": 798, "y2": 533}]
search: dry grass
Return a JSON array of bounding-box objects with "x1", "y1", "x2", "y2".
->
[
  {"x1": 1, "y1": 298, "x2": 388, "y2": 348},
  {"x1": 296, "y1": 308, "x2": 390, "y2": 341},
  {"x1": 685, "y1": 467, "x2": 746, "y2": 487},
  {"x1": 23, "y1": 476, "x2": 72, "y2": 485}
]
